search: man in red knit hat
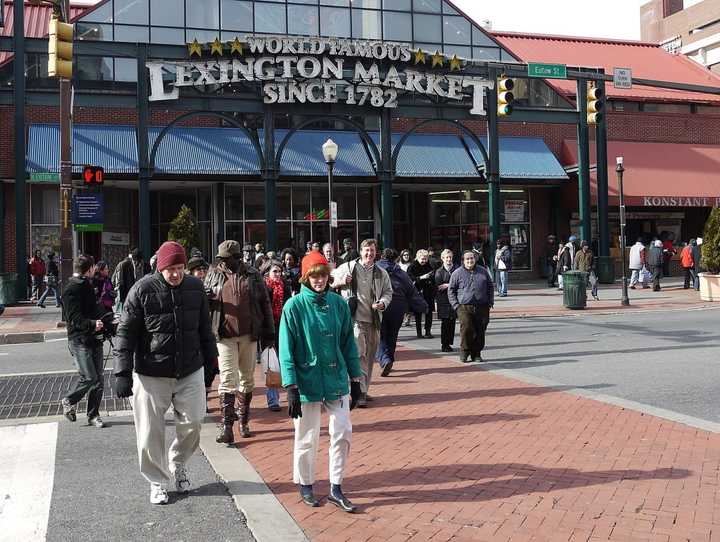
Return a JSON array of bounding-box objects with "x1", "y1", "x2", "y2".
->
[{"x1": 114, "y1": 241, "x2": 218, "y2": 505}]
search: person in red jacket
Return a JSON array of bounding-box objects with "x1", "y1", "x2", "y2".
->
[{"x1": 28, "y1": 250, "x2": 46, "y2": 301}]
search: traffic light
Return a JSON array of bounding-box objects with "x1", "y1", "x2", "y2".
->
[
  {"x1": 497, "y1": 75, "x2": 515, "y2": 117},
  {"x1": 48, "y1": 16, "x2": 74, "y2": 79},
  {"x1": 587, "y1": 84, "x2": 604, "y2": 124},
  {"x1": 83, "y1": 165, "x2": 104, "y2": 186}
]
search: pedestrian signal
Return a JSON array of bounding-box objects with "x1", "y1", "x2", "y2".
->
[
  {"x1": 48, "y1": 16, "x2": 74, "y2": 79},
  {"x1": 587, "y1": 85, "x2": 604, "y2": 124},
  {"x1": 83, "y1": 165, "x2": 104, "y2": 186},
  {"x1": 497, "y1": 76, "x2": 514, "y2": 117}
]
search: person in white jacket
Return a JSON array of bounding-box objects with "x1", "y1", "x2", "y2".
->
[{"x1": 628, "y1": 239, "x2": 647, "y2": 289}]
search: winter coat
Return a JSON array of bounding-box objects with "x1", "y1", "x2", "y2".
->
[
  {"x1": 63, "y1": 275, "x2": 105, "y2": 343},
  {"x1": 93, "y1": 275, "x2": 116, "y2": 311},
  {"x1": 681, "y1": 245, "x2": 694, "y2": 269},
  {"x1": 447, "y1": 265, "x2": 495, "y2": 310},
  {"x1": 112, "y1": 257, "x2": 140, "y2": 303},
  {"x1": 544, "y1": 242, "x2": 558, "y2": 266},
  {"x1": 376, "y1": 260, "x2": 428, "y2": 317},
  {"x1": 434, "y1": 265, "x2": 459, "y2": 320},
  {"x1": 205, "y1": 262, "x2": 275, "y2": 344},
  {"x1": 647, "y1": 246, "x2": 663, "y2": 268},
  {"x1": 279, "y1": 285, "x2": 362, "y2": 403},
  {"x1": 629, "y1": 242, "x2": 646, "y2": 270},
  {"x1": 331, "y1": 259, "x2": 393, "y2": 326},
  {"x1": 691, "y1": 242, "x2": 701, "y2": 272},
  {"x1": 557, "y1": 243, "x2": 575, "y2": 275},
  {"x1": 494, "y1": 246, "x2": 512, "y2": 271},
  {"x1": 407, "y1": 261, "x2": 436, "y2": 309},
  {"x1": 29, "y1": 257, "x2": 46, "y2": 278},
  {"x1": 574, "y1": 249, "x2": 594, "y2": 273},
  {"x1": 113, "y1": 273, "x2": 218, "y2": 379}
]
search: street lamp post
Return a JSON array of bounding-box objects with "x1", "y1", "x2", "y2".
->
[
  {"x1": 322, "y1": 138, "x2": 339, "y2": 255},
  {"x1": 616, "y1": 156, "x2": 630, "y2": 306}
]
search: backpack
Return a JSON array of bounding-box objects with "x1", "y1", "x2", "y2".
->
[{"x1": 680, "y1": 246, "x2": 694, "y2": 268}]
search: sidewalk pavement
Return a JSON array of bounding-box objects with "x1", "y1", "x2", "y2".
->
[
  {"x1": 0, "y1": 280, "x2": 708, "y2": 344},
  {"x1": 222, "y1": 344, "x2": 720, "y2": 542}
]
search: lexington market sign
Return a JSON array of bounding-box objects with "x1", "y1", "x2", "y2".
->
[{"x1": 147, "y1": 35, "x2": 494, "y2": 115}]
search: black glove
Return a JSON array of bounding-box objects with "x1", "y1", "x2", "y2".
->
[
  {"x1": 349, "y1": 381, "x2": 362, "y2": 410},
  {"x1": 115, "y1": 375, "x2": 133, "y2": 398},
  {"x1": 287, "y1": 387, "x2": 302, "y2": 419},
  {"x1": 204, "y1": 361, "x2": 219, "y2": 389}
]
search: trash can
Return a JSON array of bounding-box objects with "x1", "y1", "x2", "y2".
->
[
  {"x1": 562, "y1": 270, "x2": 587, "y2": 310},
  {"x1": 0, "y1": 273, "x2": 18, "y2": 306},
  {"x1": 596, "y1": 256, "x2": 615, "y2": 284}
]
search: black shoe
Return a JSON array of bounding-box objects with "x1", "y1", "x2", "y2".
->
[
  {"x1": 460, "y1": 352, "x2": 471, "y2": 363},
  {"x1": 416, "y1": 332, "x2": 423, "y2": 339},
  {"x1": 299, "y1": 485, "x2": 320, "y2": 507},
  {"x1": 424, "y1": 332, "x2": 434, "y2": 339},
  {"x1": 381, "y1": 361, "x2": 393, "y2": 377},
  {"x1": 328, "y1": 485, "x2": 357, "y2": 513},
  {"x1": 441, "y1": 345, "x2": 454, "y2": 352},
  {"x1": 472, "y1": 354, "x2": 484, "y2": 363}
]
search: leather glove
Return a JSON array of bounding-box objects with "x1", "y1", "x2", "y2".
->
[
  {"x1": 115, "y1": 375, "x2": 133, "y2": 398},
  {"x1": 349, "y1": 381, "x2": 362, "y2": 411},
  {"x1": 204, "y1": 360, "x2": 219, "y2": 389},
  {"x1": 287, "y1": 387, "x2": 302, "y2": 419}
]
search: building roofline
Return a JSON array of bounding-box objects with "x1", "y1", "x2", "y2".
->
[{"x1": 491, "y1": 30, "x2": 662, "y2": 48}]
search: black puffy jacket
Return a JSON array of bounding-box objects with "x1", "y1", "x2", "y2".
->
[
  {"x1": 64, "y1": 275, "x2": 106, "y2": 343},
  {"x1": 113, "y1": 273, "x2": 218, "y2": 379}
]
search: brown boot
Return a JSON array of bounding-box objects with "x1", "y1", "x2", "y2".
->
[
  {"x1": 216, "y1": 393, "x2": 236, "y2": 444},
  {"x1": 237, "y1": 391, "x2": 253, "y2": 438}
]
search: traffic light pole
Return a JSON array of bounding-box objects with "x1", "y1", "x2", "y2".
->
[
  {"x1": 59, "y1": 0, "x2": 74, "y2": 293},
  {"x1": 13, "y1": 0, "x2": 27, "y2": 299},
  {"x1": 486, "y1": 68, "x2": 501, "y2": 269},
  {"x1": 576, "y1": 79, "x2": 592, "y2": 244}
]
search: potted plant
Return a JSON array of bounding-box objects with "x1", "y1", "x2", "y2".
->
[{"x1": 699, "y1": 207, "x2": 720, "y2": 302}]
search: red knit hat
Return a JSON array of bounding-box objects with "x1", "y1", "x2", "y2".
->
[
  {"x1": 156, "y1": 241, "x2": 187, "y2": 271},
  {"x1": 301, "y1": 251, "x2": 329, "y2": 278}
]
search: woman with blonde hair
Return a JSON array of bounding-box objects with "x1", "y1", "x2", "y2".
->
[
  {"x1": 407, "y1": 249, "x2": 436, "y2": 339},
  {"x1": 279, "y1": 251, "x2": 363, "y2": 512}
]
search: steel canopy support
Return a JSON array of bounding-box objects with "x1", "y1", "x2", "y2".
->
[
  {"x1": 263, "y1": 110, "x2": 277, "y2": 252},
  {"x1": 13, "y1": 0, "x2": 27, "y2": 299},
  {"x1": 576, "y1": 80, "x2": 592, "y2": 244},
  {"x1": 487, "y1": 68, "x2": 501, "y2": 268},
  {"x1": 137, "y1": 44, "x2": 152, "y2": 260},
  {"x1": 379, "y1": 109, "x2": 394, "y2": 249}
]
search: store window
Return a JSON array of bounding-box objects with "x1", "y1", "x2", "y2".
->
[
  {"x1": 321, "y1": 7, "x2": 351, "y2": 37},
  {"x1": 222, "y1": 0, "x2": 254, "y2": 32},
  {"x1": 352, "y1": 9, "x2": 382, "y2": 40},
  {"x1": 255, "y1": 3, "x2": 287, "y2": 34},
  {"x1": 187, "y1": 0, "x2": 220, "y2": 28},
  {"x1": 383, "y1": 11, "x2": 411, "y2": 41},
  {"x1": 30, "y1": 185, "x2": 61, "y2": 259},
  {"x1": 500, "y1": 190, "x2": 531, "y2": 270},
  {"x1": 289, "y1": 5, "x2": 319, "y2": 36}
]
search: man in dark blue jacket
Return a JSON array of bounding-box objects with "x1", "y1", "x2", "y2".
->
[{"x1": 447, "y1": 251, "x2": 494, "y2": 363}]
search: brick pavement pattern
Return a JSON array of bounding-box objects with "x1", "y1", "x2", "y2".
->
[{"x1": 219, "y1": 345, "x2": 720, "y2": 542}]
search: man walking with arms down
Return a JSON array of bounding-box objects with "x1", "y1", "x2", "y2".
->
[
  {"x1": 332, "y1": 239, "x2": 392, "y2": 408},
  {"x1": 448, "y1": 251, "x2": 494, "y2": 363},
  {"x1": 114, "y1": 241, "x2": 218, "y2": 505}
]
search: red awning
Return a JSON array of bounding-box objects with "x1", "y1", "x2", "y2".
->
[{"x1": 561, "y1": 140, "x2": 720, "y2": 207}]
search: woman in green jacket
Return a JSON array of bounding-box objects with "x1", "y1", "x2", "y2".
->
[{"x1": 279, "y1": 251, "x2": 363, "y2": 513}]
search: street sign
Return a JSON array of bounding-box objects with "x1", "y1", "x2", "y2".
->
[
  {"x1": 30, "y1": 172, "x2": 60, "y2": 183},
  {"x1": 72, "y1": 193, "x2": 104, "y2": 232},
  {"x1": 528, "y1": 62, "x2": 567, "y2": 79},
  {"x1": 330, "y1": 201, "x2": 338, "y2": 228},
  {"x1": 613, "y1": 67, "x2": 632, "y2": 89}
]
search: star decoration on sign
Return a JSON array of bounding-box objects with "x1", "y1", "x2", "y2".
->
[
  {"x1": 187, "y1": 38, "x2": 203, "y2": 58},
  {"x1": 431, "y1": 50, "x2": 445, "y2": 68},
  {"x1": 414, "y1": 49, "x2": 426, "y2": 65},
  {"x1": 449, "y1": 54, "x2": 462, "y2": 71},
  {"x1": 210, "y1": 37, "x2": 224, "y2": 56},
  {"x1": 230, "y1": 37, "x2": 244, "y2": 55}
]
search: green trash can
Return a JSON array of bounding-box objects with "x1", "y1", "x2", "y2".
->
[
  {"x1": 562, "y1": 270, "x2": 587, "y2": 310},
  {"x1": 0, "y1": 273, "x2": 18, "y2": 306}
]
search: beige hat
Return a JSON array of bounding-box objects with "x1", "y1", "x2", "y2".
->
[{"x1": 217, "y1": 240, "x2": 242, "y2": 258}]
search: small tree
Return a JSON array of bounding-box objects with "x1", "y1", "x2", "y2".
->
[
  {"x1": 167, "y1": 205, "x2": 200, "y2": 256},
  {"x1": 701, "y1": 207, "x2": 720, "y2": 274}
]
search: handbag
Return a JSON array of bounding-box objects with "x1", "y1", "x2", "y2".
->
[{"x1": 260, "y1": 347, "x2": 282, "y2": 389}]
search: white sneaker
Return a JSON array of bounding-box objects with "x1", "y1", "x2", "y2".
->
[
  {"x1": 172, "y1": 464, "x2": 191, "y2": 494},
  {"x1": 150, "y1": 483, "x2": 169, "y2": 505}
]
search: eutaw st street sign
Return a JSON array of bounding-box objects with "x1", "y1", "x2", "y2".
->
[{"x1": 147, "y1": 35, "x2": 495, "y2": 115}]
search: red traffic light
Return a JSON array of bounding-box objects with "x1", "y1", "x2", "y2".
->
[{"x1": 82, "y1": 165, "x2": 104, "y2": 185}]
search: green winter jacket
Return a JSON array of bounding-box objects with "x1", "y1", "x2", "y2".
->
[{"x1": 279, "y1": 285, "x2": 362, "y2": 403}]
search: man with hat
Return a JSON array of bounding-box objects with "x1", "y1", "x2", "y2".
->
[
  {"x1": 338, "y1": 238, "x2": 359, "y2": 265},
  {"x1": 205, "y1": 240, "x2": 275, "y2": 444},
  {"x1": 187, "y1": 255, "x2": 209, "y2": 282},
  {"x1": 114, "y1": 241, "x2": 218, "y2": 505}
]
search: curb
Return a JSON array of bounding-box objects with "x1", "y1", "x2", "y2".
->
[{"x1": 0, "y1": 329, "x2": 66, "y2": 345}]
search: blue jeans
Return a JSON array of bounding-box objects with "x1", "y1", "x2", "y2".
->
[
  {"x1": 266, "y1": 387, "x2": 280, "y2": 408},
  {"x1": 496, "y1": 270, "x2": 508, "y2": 296},
  {"x1": 66, "y1": 337, "x2": 104, "y2": 419},
  {"x1": 37, "y1": 285, "x2": 61, "y2": 307}
]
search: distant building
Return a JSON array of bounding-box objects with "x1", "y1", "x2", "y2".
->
[{"x1": 641, "y1": 0, "x2": 720, "y2": 74}]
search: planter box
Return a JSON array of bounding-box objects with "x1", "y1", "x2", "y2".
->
[{"x1": 699, "y1": 273, "x2": 720, "y2": 302}]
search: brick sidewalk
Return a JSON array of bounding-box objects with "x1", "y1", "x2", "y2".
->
[{"x1": 221, "y1": 346, "x2": 720, "y2": 542}]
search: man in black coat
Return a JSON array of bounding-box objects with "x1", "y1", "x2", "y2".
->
[
  {"x1": 60, "y1": 255, "x2": 108, "y2": 428},
  {"x1": 114, "y1": 241, "x2": 218, "y2": 505},
  {"x1": 434, "y1": 249, "x2": 459, "y2": 352}
]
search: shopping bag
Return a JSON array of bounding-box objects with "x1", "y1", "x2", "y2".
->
[
  {"x1": 640, "y1": 266, "x2": 652, "y2": 285},
  {"x1": 261, "y1": 347, "x2": 282, "y2": 388}
]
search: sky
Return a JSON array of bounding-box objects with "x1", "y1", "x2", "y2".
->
[{"x1": 451, "y1": 0, "x2": 651, "y2": 41}]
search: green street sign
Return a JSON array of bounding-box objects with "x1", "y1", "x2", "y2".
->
[
  {"x1": 528, "y1": 62, "x2": 567, "y2": 79},
  {"x1": 30, "y1": 172, "x2": 60, "y2": 183},
  {"x1": 74, "y1": 223, "x2": 103, "y2": 232}
]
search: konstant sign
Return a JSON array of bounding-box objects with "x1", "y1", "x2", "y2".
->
[{"x1": 147, "y1": 35, "x2": 494, "y2": 116}]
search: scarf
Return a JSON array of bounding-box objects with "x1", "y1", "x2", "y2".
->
[{"x1": 265, "y1": 276, "x2": 285, "y2": 325}]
